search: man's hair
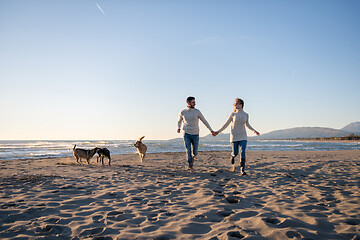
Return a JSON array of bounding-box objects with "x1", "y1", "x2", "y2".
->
[{"x1": 186, "y1": 96, "x2": 195, "y2": 103}]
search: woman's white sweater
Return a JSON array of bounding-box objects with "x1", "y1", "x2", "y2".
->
[{"x1": 218, "y1": 109, "x2": 256, "y2": 142}]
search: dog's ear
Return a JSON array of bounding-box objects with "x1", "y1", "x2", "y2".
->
[{"x1": 139, "y1": 136, "x2": 145, "y2": 141}]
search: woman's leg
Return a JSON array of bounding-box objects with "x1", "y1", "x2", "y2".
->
[
  {"x1": 230, "y1": 141, "x2": 240, "y2": 172},
  {"x1": 239, "y1": 140, "x2": 248, "y2": 174}
]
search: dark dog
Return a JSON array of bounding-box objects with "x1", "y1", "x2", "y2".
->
[{"x1": 96, "y1": 148, "x2": 111, "y2": 166}]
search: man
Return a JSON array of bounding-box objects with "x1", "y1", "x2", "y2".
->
[{"x1": 177, "y1": 96, "x2": 215, "y2": 173}]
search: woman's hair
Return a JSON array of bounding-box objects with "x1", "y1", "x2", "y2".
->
[{"x1": 234, "y1": 98, "x2": 244, "y2": 112}]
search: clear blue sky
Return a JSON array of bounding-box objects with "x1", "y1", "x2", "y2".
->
[{"x1": 1, "y1": 0, "x2": 359, "y2": 140}]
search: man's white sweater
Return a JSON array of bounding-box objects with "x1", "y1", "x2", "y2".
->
[{"x1": 178, "y1": 107, "x2": 213, "y2": 135}]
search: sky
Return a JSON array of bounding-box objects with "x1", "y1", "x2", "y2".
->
[{"x1": 0, "y1": 0, "x2": 359, "y2": 140}]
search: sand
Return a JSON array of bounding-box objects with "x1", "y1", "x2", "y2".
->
[{"x1": 0, "y1": 150, "x2": 359, "y2": 240}]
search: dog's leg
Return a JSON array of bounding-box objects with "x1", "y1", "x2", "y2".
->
[{"x1": 108, "y1": 156, "x2": 111, "y2": 166}]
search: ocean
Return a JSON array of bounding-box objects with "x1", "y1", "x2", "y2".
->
[{"x1": 0, "y1": 139, "x2": 359, "y2": 161}]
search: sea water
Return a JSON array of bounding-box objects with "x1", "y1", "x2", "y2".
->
[{"x1": 0, "y1": 139, "x2": 359, "y2": 161}]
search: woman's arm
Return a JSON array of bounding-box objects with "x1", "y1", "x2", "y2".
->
[
  {"x1": 246, "y1": 115, "x2": 260, "y2": 135},
  {"x1": 217, "y1": 113, "x2": 233, "y2": 133}
]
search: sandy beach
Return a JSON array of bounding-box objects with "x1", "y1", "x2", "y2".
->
[{"x1": 0, "y1": 150, "x2": 359, "y2": 240}]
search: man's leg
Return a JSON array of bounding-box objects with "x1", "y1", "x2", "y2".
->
[
  {"x1": 192, "y1": 134, "x2": 199, "y2": 161},
  {"x1": 183, "y1": 133, "x2": 193, "y2": 168},
  {"x1": 239, "y1": 140, "x2": 248, "y2": 175}
]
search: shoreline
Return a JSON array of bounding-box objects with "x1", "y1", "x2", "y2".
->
[
  {"x1": 1, "y1": 150, "x2": 359, "y2": 239},
  {"x1": 2, "y1": 148, "x2": 360, "y2": 162},
  {"x1": 288, "y1": 139, "x2": 360, "y2": 143}
]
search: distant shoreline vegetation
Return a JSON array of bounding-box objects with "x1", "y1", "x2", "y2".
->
[{"x1": 288, "y1": 134, "x2": 360, "y2": 141}]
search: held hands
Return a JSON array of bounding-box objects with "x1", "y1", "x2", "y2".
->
[
  {"x1": 211, "y1": 131, "x2": 219, "y2": 137},
  {"x1": 177, "y1": 129, "x2": 181, "y2": 133}
]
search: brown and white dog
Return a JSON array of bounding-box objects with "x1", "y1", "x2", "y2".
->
[
  {"x1": 96, "y1": 148, "x2": 111, "y2": 166},
  {"x1": 73, "y1": 145, "x2": 99, "y2": 165},
  {"x1": 133, "y1": 136, "x2": 147, "y2": 162}
]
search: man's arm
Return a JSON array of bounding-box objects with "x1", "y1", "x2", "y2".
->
[
  {"x1": 198, "y1": 111, "x2": 214, "y2": 132},
  {"x1": 177, "y1": 113, "x2": 183, "y2": 133}
]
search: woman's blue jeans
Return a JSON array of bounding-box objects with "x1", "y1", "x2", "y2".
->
[
  {"x1": 183, "y1": 133, "x2": 199, "y2": 168},
  {"x1": 232, "y1": 140, "x2": 247, "y2": 159}
]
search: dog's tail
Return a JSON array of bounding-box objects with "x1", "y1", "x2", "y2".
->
[
  {"x1": 73, "y1": 145, "x2": 76, "y2": 151},
  {"x1": 139, "y1": 136, "x2": 145, "y2": 141}
]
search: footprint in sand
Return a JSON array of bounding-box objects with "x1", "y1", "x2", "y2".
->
[
  {"x1": 193, "y1": 210, "x2": 226, "y2": 223},
  {"x1": 35, "y1": 224, "x2": 71, "y2": 235},
  {"x1": 180, "y1": 222, "x2": 212, "y2": 234},
  {"x1": 107, "y1": 211, "x2": 135, "y2": 222},
  {"x1": 141, "y1": 225, "x2": 160, "y2": 233},
  {"x1": 286, "y1": 230, "x2": 302, "y2": 238},
  {"x1": 217, "y1": 209, "x2": 235, "y2": 217},
  {"x1": 227, "y1": 231, "x2": 245, "y2": 239},
  {"x1": 345, "y1": 219, "x2": 360, "y2": 225},
  {"x1": 79, "y1": 227, "x2": 104, "y2": 237},
  {"x1": 153, "y1": 234, "x2": 175, "y2": 240},
  {"x1": 262, "y1": 217, "x2": 280, "y2": 225},
  {"x1": 229, "y1": 211, "x2": 258, "y2": 221},
  {"x1": 92, "y1": 215, "x2": 103, "y2": 222},
  {"x1": 147, "y1": 213, "x2": 159, "y2": 222},
  {"x1": 92, "y1": 237, "x2": 113, "y2": 240},
  {"x1": 225, "y1": 195, "x2": 240, "y2": 204}
]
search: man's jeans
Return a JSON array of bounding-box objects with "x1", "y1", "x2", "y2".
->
[
  {"x1": 231, "y1": 140, "x2": 247, "y2": 159},
  {"x1": 183, "y1": 133, "x2": 199, "y2": 168}
]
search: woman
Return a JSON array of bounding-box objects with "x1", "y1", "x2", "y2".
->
[{"x1": 215, "y1": 98, "x2": 260, "y2": 175}]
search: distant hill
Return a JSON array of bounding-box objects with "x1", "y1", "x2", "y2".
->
[
  {"x1": 182, "y1": 122, "x2": 360, "y2": 140},
  {"x1": 341, "y1": 122, "x2": 360, "y2": 134},
  {"x1": 251, "y1": 127, "x2": 349, "y2": 140},
  {"x1": 202, "y1": 133, "x2": 230, "y2": 140}
]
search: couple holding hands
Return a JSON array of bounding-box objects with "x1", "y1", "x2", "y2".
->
[{"x1": 177, "y1": 96, "x2": 260, "y2": 174}]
